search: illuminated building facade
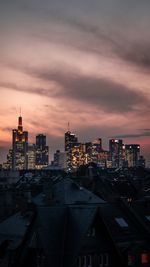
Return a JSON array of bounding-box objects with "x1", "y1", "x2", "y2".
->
[
  {"x1": 97, "y1": 150, "x2": 108, "y2": 168},
  {"x1": 35, "y1": 134, "x2": 49, "y2": 169},
  {"x1": 12, "y1": 116, "x2": 28, "y2": 170},
  {"x1": 91, "y1": 138, "x2": 102, "y2": 164},
  {"x1": 125, "y1": 144, "x2": 140, "y2": 167},
  {"x1": 27, "y1": 144, "x2": 36, "y2": 169},
  {"x1": 71, "y1": 143, "x2": 87, "y2": 169},
  {"x1": 109, "y1": 139, "x2": 123, "y2": 168},
  {"x1": 65, "y1": 130, "x2": 78, "y2": 171}
]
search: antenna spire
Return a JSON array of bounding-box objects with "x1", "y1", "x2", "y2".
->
[{"x1": 68, "y1": 122, "x2": 70, "y2": 132}]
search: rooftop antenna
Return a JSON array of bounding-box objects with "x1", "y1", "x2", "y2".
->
[
  {"x1": 68, "y1": 122, "x2": 70, "y2": 132},
  {"x1": 20, "y1": 107, "x2": 22, "y2": 117}
]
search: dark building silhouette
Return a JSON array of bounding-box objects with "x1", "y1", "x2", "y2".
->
[
  {"x1": 0, "y1": 174, "x2": 150, "y2": 266},
  {"x1": 125, "y1": 144, "x2": 140, "y2": 167},
  {"x1": 109, "y1": 139, "x2": 123, "y2": 168},
  {"x1": 35, "y1": 134, "x2": 49, "y2": 169},
  {"x1": 12, "y1": 116, "x2": 28, "y2": 170}
]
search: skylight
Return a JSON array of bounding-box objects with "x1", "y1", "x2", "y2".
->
[
  {"x1": 115, "y1": 217, "x2": 128, "y2": 228},
  {"x1": 145, "y1": 215, "x2": 150, "y2": 222}
]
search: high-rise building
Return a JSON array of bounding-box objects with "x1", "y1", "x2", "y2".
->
[
  {"x1": 125, "y1": 144, "x2": 140, "y2": 167},
  {"x1": 12, "y1": 116, "x2": 28, "y2": 170},
  {"x1": 3, "y1": 149, "x2": 13, "y2": 170},
  {"x1": 97, "y1": 150, "x2": 109, "y2": 168},
  {"x1": 138, "y1": 155, "x2": 146, "y2": 168},
  {"x1": 65, "y1": 130, "x2": 78, "y2": 171},
  {"x1": 71, "y1": 143, "x2": 87, "y2": 169},
  {"x1": 109, "y1": 139, "x2": 123, "y2": 168},
  {"x1": 91, "y1": 138, "x2": 102, "y2": 164},
  {"x1": 27, "y1": 144, "x2": 36, "y2": 169},
  {"x1": 35, "y1": 134, "x2": 49, "y2": 169},
  {"x1": 52, "y1": 150, "x2": 67, "y2": 169}
]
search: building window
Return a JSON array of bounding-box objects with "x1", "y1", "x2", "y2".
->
[
  {"x1": 99, "y1": 254, "x2": 103, "y2": 267},
  {"x1": 141, "y1": 253, "x2": 149, "y2": 264},
  {"x1": 104, "y1": 253, "x2": 109, "y2": 266},
  {"x1": 87, "y1": 255, "x2": 92, "y2": 267},
  {"x1": 76, "y1": 255, "x2": 92, "y2": 267},
  {"x1": 115, "y1": 217, "x2": 128, "y2": 228},
  {"x1": 128, "y1": 255, "x2": 135, "y2": 266},
  {"x1": 87, "y1": 227, "x2": 96, "y2": 237},
  {"x1": 99, "y1": 253, "x2": 109, "y2": 266},
  {"x1": 145, "y1": 215, "x2": 150, "y2": 222},
  {"x1": 80, "y1": 255, "x2": 86, "y2": 267},
  {"x1": 76, "y1": 256, "x2": 81, "y2": 267}
]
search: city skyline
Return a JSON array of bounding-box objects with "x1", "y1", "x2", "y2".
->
[
  {"x1": 0, "y1": 114, "x2": 146, "y2": 169},
  {"x1": 0, "y1": 0, "x2": 150, "y2": 165}
]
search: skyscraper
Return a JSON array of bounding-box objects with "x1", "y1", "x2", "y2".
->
[
  {"x1": 52, "y1": 150, "x2": 67, "y2": 169},
  {"x1": 125, "y1": 144, "x2": 140, "y2": 167},
  {"x1": 109, "y1": 139, "x2": 123, "y2": 168},
  {"x1": 91, "y1": 138, "x2": 102, "y2": 164},
  {"x1": 27, "y1": 144, "x2": 36, "y2": 169},
  {"x1": 12, "y1": 116, "x2": 28, "y2": 170},
  {"x1": 65, "y1": 130, "x2": 78, "y2": 171},
  {"x1": 35, "y1": 134, "x2": 49, "y2": 169}
]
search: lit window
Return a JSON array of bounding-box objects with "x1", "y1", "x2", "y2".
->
[
  {"x1": 115, "y1": 217, "x2": 128, "y2": 228},
  {"x1": 141, "y1": 253, "x2": 149, "y2": 264}
]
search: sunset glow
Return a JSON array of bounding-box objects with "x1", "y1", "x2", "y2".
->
[{"x1": 0, "y1": 0, "x2": 150, "y2": 165}]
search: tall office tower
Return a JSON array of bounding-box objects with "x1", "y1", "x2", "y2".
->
[
  {"x1": 109, "y1": 139, "x2": 123, "y2": 168},
  {"x1": 35, "y1": 134, "x2": 49, "y2": 169},
  {"x1": 125, "y1": 144, "x2": 140, "y2": 167},
  {"x1": 65, "y1": 130, "x2": 78, "y2": 171},
  {"x1": 97, "y1": 150, "x2": 109, "y2": 168},
  {"x1": 27, "y1": 144, "x2": 36, "y2": 169},
  {"x1": 91, "y1": 138, "x2": 102, "y2": 164},
  {"x1": 52, "y1": 150, "x2": 67, "y2": 169},
  {"x1": 12, "y1": 116, "x2": 28, "y2": 170},
  {"x1": 138, "y1": 155, "x2": 146, "y2": 168},
  {"x1": 71, "y1": 143, "x2": 87, "y2": 169},
  {"x1": 85, "y1": 142, "x2": 93, "y2": 164}
]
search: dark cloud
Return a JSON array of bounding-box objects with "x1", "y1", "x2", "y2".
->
[
  {"x1": 113, "y1": 129, "x2": 150, "y2": 139},
  {"x1": 115, "y1": 42, "x2": 150, "y2": 70},
  {"x1": 0, "y1": 127, "x2": 12, "y2": 132},
  {"x1": 68, "y1": 18, "x2": 150, "y2": 71},
  {"x1": 0, "y1": 81, "x2": 49, "y2": 97},
  {"x1": 0, "y1": 64, "x2": 149, "y2": 114},
  {"x1": 21, "y1": 66, "x2": 150, "y2": 113}
]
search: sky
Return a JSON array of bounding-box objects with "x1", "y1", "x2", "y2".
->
[{"x1": 0, "y1": 0, "x2": 150, "y2": 165}]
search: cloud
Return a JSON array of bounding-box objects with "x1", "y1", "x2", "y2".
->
[
  {"x1": 0, "y1": 64, "x2": 149, "y2": 115},
  {"x1": 113, "y1": 129, "x2": 150, "y2": 139},
  {"x1": 0, "y1": 127, "x2": 12, "y2": 132},
  {"x1": 114, "y1": 42, "x2": 150, "y2": 71}
]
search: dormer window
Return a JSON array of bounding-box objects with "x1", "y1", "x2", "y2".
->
[
  {"x1": 86, "y1": 227, "x2": 96, "y2": 237},
  {"x1": 145, "y1": 215, "x2": 150, "y2": 222},
  {"x1": 115, "y1": 217, "x2": 128, "y2": 228}
]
